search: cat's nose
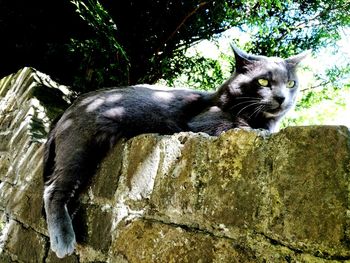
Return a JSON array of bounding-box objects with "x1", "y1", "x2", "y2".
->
[{"x1": 274, "y1": 96, "x2": 285, "y2": 105}]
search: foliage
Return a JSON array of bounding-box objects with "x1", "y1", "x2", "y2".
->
[
  {"x1": 81, "y1": 0, "x2": 240, "y2": 87},
  {"x1": 162, "y1": 52, "x2": 229, "y2": 91},
  {"x1": 0, "y1": 0, "x2": 350, "y2": 100},
  {"x1": 82, "y1": 0, "x2": 350, "y2": 87},
  {"x1": 68, "y1": 0, "x2": 130, "y2": 92},
  {"x1": 243, "y1": 0, "x2": 350, "y2": 57},
  {"x1": 282, "y1": 67, "x2": 350, "y2": 127},
  {"x1": 282, "y1": 84, "x2": 350, "y2": 127}
]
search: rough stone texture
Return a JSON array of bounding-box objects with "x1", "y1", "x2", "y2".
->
[{"x1": 0, "y1": 68, "x2": 350, "y2": 262}]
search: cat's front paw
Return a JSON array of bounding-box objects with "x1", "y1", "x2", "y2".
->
[{"x1": 49, "y1": 221, "x2": 76, "y2": 258}]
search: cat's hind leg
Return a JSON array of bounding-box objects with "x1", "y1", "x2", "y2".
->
[
  {"x1": 43, "y1": 141, "x2": 98, "y2": 258},
  {"x1": 43, "y1": 132, "x2": 115, "y2": 258},
  {"x1": 43, "y1": 131, "x2": 76, "y2": 258},
  {"x1": 44, "y1": 168, "x2": 80, "y2": 258}
]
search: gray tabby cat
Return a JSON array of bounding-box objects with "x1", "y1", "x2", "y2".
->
[{"x1": 43, "y1": 45, "x2": 308, "y2": 258}]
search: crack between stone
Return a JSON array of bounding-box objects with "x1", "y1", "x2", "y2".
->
[
  {"x1": 257, "y1": 231, "x2": 302, "y2": 253},
  {"x1": 141, "y1": 216, "x2": 350, "y2": 261},
  {"x1": 141, "y1": 216, "x2": 235, "y2": 242},
  {"x1": 1, "y1": 214, "x2": 48, "y2": 262},
  {"x1": 0, "y1": 180, "x2": 15, "y2": 187},
  {"x1": 11, "y1": 217, "x2": 47, "y2": 240},
  {"x1": 11, "y1": 218, "x2": 51, "y2": 262},
  {"x1": 256, "y1": 231, "x2": 350, "y2": 261},
  {"x1": 11, "y1": 217, "x2": 82, "y2": 263},
  {"x1": 42, "y1": 236, "x2": 50, "y2": 263}
]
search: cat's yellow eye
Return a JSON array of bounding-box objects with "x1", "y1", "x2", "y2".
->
[
  {"x1": 258, "y1": 78, "x2": 269, "y2": 87},
  {"x1": 287, "y1": 80, "x2": 295, "y2": 88}
]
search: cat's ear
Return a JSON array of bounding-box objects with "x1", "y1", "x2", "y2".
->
[
  {"x1": 230, "y1": 44, "x2": 262, "y2": 73},
  {"x1": 285, "y1": 50, "x2": 311, "y2": 67}
]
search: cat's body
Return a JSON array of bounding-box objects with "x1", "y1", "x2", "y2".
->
[{"x1": 43, "y1": 46, "x2": 308, "y2": 258}]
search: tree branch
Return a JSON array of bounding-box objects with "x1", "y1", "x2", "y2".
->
[
  {"x1": 155, "y1": 1, "x2": 210, "y2": 55},
  {"x1": 300, "y1": 81, "x2": 330, "y2": 92}
]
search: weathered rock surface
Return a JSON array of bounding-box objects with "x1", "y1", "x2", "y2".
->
[{"x1": 0, "y1": 68, "x2": 350, "y2": 262}]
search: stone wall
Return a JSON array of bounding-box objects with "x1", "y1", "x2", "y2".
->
[{"x1": 0, "y1": 68, "x2": 350, "y2": 262}]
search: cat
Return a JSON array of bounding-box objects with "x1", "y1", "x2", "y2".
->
[{"x1": 43, "y1": 45, "x2": 308, "y2": 258}]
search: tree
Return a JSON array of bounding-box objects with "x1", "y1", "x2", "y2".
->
[
  {"x1": 0, "y1": 0, "x2": 349, "y2": 95},
  {"x1": 0, "y1": 0, "x2": 90, "y2": 82}
]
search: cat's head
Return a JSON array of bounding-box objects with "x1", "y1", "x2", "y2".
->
[{"x1": 221, "y1": 45, "x2": 309, "y2": 121}]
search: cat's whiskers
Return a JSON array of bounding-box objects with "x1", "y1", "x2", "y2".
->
[
  {"x1": 236, "y1": 102, "x2": 263, "y2": 116},
  {"x1": 230, "y1": 99, "x2": 260, "y2": 112},
  {"x1": 249, "y1": 104, "x2": 266, "y2": 119}
]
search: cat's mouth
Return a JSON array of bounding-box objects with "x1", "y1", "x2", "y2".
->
[{"x1": 264, "y1": 105, "x2": 287, "y2": 117}]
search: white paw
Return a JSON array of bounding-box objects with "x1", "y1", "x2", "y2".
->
[{"x1": 49, "y1": 222, "x2": 76, "y2": 258}]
